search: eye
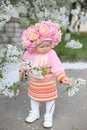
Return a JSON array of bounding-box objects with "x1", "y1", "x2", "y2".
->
[
  {"x1": 38, "y1": 46, "x2": 43, "y2": 49},
  {"x1": 30, "y1": 40, "x2": 33, "y2": 42},
  {"x1": 47, "y1": 45, "x2": 50, "y2": 47},
  {"x1": 40, "y1": 46, "x2": 44, "y2": 48}
]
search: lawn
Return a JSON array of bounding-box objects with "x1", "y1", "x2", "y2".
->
[{"x1": 54, "y1": 33, "x2": 87, "y2": 62}]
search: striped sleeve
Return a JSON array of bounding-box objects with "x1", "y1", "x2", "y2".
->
[{"x1": 56, "y1": 70, "x2": 68, "y2": 83}]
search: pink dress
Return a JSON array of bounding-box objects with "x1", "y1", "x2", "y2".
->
[{"x1": 22, "y1": 49, "x2": 65, "y2": 102}]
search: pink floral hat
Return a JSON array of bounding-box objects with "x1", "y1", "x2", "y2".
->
[{"x1": 21, "y1": 20, "x2": 62, "y2": 53}]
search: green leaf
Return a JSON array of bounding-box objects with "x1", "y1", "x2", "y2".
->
[
  {"x1": 29, "y1": 18, "x2": 36, "y2": 25},
  {"x1": 8, "y1": 83, "x2": 21, "y2": 95},
  {"x1": 0, "y1": 73, "x2": 3, "y2": 79},
  {"x1": 20, "y1": 77, "x2": 25, "y2": 82}
]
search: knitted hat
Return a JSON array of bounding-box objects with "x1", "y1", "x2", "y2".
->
[{"x1": 21, "y1": 20, "x2": 61, "y2": 53}]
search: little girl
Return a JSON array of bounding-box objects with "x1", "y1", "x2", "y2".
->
[{"x1": 19, "y1": 20, "x2": 73, "y2": 128}]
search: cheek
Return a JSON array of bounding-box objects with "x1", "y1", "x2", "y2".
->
[
  {"x1": 48, "y1": 47, "x2": 51, "y2": 50},
  {"x1": 37, "y1": 48, "x2": 42, "y2": 52}
]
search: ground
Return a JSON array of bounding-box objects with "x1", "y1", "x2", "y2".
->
[{"x1": 0, "y1": 69, "x2": 87, "y2": 130}]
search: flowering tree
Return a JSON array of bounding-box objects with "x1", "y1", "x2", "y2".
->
[
  {"x1": 0, "y1": 44, "x2": 23, "y2": 98},
  {"x1": 0, "y1": 4, "x2": 9, "y2": 29},
  {"x1": 0, "y1": 0, "x2": 87, "y2": 31}
]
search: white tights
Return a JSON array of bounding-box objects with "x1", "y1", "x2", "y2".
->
[{"x1": 30, "y1": 99, "x2": 55, "y2": 116}]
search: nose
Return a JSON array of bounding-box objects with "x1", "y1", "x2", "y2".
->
[{"x1": 43, "y1": 47, "x2": 47, "y2": 51}]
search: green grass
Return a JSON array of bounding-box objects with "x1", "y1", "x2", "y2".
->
[{"x1": 54, "y1": 33, "x2": 87, "y2": 62}]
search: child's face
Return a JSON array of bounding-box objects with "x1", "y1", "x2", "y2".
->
[{"x1": 35, "y1": 40, "x2": 52, "y2": 54}]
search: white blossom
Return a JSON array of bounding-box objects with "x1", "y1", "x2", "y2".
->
[
  {"x1": 68, "y1": 90, "x2": 75, "y2": 96},
  {"x1": 65, "y1": 39, "x2": 83, "y2": 49},
  {"x1": 0, "y1": 44, "x2": 23, "y2": 98},
  {"x1": 67, "y1": 78, "x2": 86, "y2": 97},
  {"x1": 6, "y1": 44, "x2": 23, "y2": 63},
  {"x1": 21, "y1": 60, "x2": 46, "y2": 79}
]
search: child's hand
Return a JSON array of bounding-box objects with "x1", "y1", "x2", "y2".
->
[
  {"x1": 62, "y1": 77, "x2": 73, "y2": 85},
  {"x1": 19, "y1": 69, "x2": 26, "y2": 77}
]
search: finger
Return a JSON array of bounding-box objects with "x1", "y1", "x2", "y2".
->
[{"x1": 62, "y1": 79, "x2": 73, "y2": 85}]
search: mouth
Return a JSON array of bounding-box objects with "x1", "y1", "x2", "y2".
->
[{"x1": 42, "y1": 51, "x2": 46, "y2": 53}]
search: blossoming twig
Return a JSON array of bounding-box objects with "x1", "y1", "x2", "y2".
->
[
  {"x1": 0, "y1": 44, "x2": 23, "y2": 98},
  {"x1": 21, "y1": 60, "x2": 50, "y2": 79},
  {"x1": 66, "y1": 78, "x2": 86, "y2": 96}
]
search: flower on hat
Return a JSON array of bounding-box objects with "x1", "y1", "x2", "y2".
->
[
  {"x1": 21, "y1": 20, "x2": 62, "y2": 53},
  {"x1": 27, "y1": 26, "x2": 39, "y2": 41},
  {"x1": 38, "y1": 23, "x2": 49, "y2": 37}
]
